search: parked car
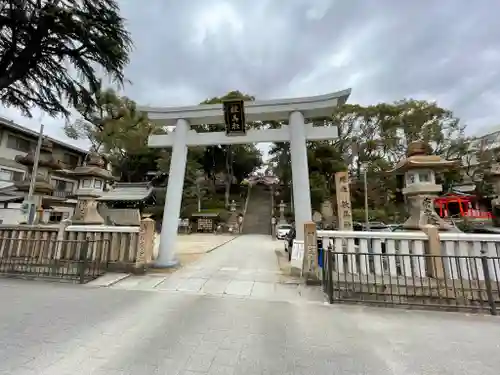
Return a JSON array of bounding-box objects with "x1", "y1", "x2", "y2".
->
[
  {"x1": 389, "y1": 224, "x2": 405, "y2": 232},
  {"x1": 276, "y1": 223, "x2": 293, "y2": 240}
]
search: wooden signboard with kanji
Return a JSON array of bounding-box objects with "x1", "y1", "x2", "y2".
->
[{"x1": 223, "y1": 99, "x2": 246, "y2": 135}]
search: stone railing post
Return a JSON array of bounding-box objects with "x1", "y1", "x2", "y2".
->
[
  {"x1": 136, "y1": 217, "x2": 156, "y2": 269},
  {"x1": 55, "y1": 219, "x2": 72, "y2": 259},
  {"x1": 302, "y1": 221, "x2": 320, "y2": 285},
  {"x1": 421, "y1": 224, "x2": 444, "y2": 279}
]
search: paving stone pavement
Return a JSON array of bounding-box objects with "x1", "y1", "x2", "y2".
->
[
  {"x1": 1, "y1": 278, "x2": 500, "y2": 375},
  {"x1": 107, "y1": 235, "x2": 321, "y2": 302}
]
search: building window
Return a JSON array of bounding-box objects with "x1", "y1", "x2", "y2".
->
[
  {"x1": 7, "y1": 135, "x2": 32, "y2": 152},
  {"x1": 0, "y1": 168, "x2": 24, "y2": 182},
  {"x1": 51, "y1": 179, "x2": 74, "y2": 192},
  {"x1": 49, "y1": 212, "x2": 64, "y2": 222},
  {"x1": 81, "y1": 179, "x2": 92, "y2": 188},
  {"x1": 94, "y1": 179, "x2": 102, "y2": 189},
  {"x1": 62, "y1": 153, "x2": 79, "y2": 167}
]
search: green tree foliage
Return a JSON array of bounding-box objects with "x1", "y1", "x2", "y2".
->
[
  {"x1": 271, "y1": 98, "x2": 475, "y2": 223},
  {"x1": 0, "y1": 0, "x2": 132, "y2": 118},
  {"x1": 64, "y1": 88, "x2": 164, "y2": 182}
]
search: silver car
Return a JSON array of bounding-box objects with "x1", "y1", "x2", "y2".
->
[{"x1": 276, "y1": 224, "x2": 293, "y2": 240}]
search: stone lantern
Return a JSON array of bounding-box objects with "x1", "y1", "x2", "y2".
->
[
  {"x1": 390, "y1": 141, "x2": 458, "y2": 230},
  {"x1": 278, "y1": 200, "x2": 287, "y2": 224},
  {"x1": 15, "y1": 139, "x2": 63, "y2": 223},
  {"x1": 66, "y1": 153, "x2": 115, "y2": 225},
  {"x1": 225, "y1": 200, "x2": 240, "y2": 233}
]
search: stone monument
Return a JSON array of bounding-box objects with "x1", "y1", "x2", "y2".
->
[
  {"x1": 389, "y1": 141, "x2": 458, "y2": 230},
  {"x1": 66, "y1": 153, "x2": 115, "y2": 224}
]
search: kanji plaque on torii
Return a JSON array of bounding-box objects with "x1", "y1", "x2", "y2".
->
[{"x1": 223, "y1": 99, "x2": 246, "y2": 136}]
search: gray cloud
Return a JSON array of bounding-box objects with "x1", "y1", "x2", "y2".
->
[{"x1": 2, "y1": 0, "x2": 500, "y2": 150}]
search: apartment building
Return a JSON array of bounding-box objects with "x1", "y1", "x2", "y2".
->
[
  {"x1": 454, "y1": 127, "x2": 500, "y2": 185},
  {"x1": 0, "y1": 116, "x2": 89, "y2": 223}
]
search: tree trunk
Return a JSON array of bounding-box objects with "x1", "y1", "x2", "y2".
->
[
  {"x1": 196, "y1": 183, "x2": 201, "y2": 212},
  {"x1": 224, "y1": 146, "x2": 233, "y2": 208},
  {"x1": 225, "y1": 176, "x2": 231, "y2": 208}
]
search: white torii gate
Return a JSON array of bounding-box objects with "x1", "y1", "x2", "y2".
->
[{"x1": 142, "y1": 89, "x2": 351, "y2": 268}]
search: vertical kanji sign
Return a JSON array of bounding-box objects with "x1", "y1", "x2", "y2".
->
[
  {"x1": 335, "y1": 171, "x2": 353, "y2": 231},
  {"x1": 223, "y1": 99, "x2": 246, "y2": 135}
]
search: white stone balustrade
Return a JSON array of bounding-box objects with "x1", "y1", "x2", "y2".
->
[{"x1": 317, "y1": 230, "x2": 500, "y2": 281}]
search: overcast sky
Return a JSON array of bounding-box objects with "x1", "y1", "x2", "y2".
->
[{"x1": 1, "y1": 0, "x2": 499, "y2": 155}]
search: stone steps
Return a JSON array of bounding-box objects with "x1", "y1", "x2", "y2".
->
[{"x1": 242, "y1": 185, "x2": 272, "y2": 235}]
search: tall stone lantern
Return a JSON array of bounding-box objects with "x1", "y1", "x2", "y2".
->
[
  {"x1": 389, "y1": 141, "x2": 458, "y2": 230},
  {"x1": 15, "y1": 139, "x2": 63, "y2": 223},
  {"x1": 66, "y1": 153, "x2": 115, "y2": 225}
]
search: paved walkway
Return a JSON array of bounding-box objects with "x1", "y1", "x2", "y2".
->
[
  {"x1": 173, "y1": 234, "x2": 236, "y2": 256},
  {"x1": 1, "y1": 278, "x2": 499, "y2": 375},
  {"x1": 108, "y1": 235, "x2": 322, "y2": 302}
]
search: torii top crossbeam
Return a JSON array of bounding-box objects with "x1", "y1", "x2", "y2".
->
[
  {"x1": 142, "y1": 89, "x2": 351, "y2": 126},
  {"x1": 140, "y1": 89, "x2": 351, "y2": 270}
]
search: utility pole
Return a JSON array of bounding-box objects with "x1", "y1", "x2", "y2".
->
[
  {"x1": 26, "y1": 124, "x2": 44, "y2": 225},
  {"x1": 363, "y1": 167, "x2": 370, "y2": 230}
]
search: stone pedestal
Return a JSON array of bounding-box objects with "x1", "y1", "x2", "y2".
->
[
  {"x1": 421, "y1": 224, "x2": 444, "y2": 279},
  {"x1": 403, "y1": 194, "x2": 455, "y2": 231},
  {"x1": 71, "y1": 199, "x2": 105, "y2": 225}
]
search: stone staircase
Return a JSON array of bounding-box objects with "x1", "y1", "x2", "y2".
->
[{"x1": 242, "y1": 184, "x2": 272, "y2": 235}]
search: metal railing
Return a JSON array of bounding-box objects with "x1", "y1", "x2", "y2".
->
[
  {"x1": 321, "y1": 249, "x2": 500, "y2": 315},
  {"x1": 0, "y1": 237, "x2": 110, "y2": 283}
]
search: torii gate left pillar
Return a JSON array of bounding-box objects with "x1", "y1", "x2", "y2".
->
[{"x1": 143, "y1": 89, "x2": 351, "y2": 268}]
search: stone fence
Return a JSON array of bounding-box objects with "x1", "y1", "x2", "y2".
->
[
  {"x1": 296, "y1": 223, "x2": 500, "y2": 283},
  {"x1": 298, "y1": 224, "x2": 500, "y2": 314},
  {"x1": 0, "y1": 217, "x2": 156, "y2": 273}
]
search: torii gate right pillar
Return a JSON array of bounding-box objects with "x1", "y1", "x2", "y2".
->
[{"x1": 289, "y1": 111, "x2": 312, "y2": 260}]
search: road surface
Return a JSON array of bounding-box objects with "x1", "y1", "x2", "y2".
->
[{"x1": 0, "y1": 234, "x2": 499, "y2": 374}]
